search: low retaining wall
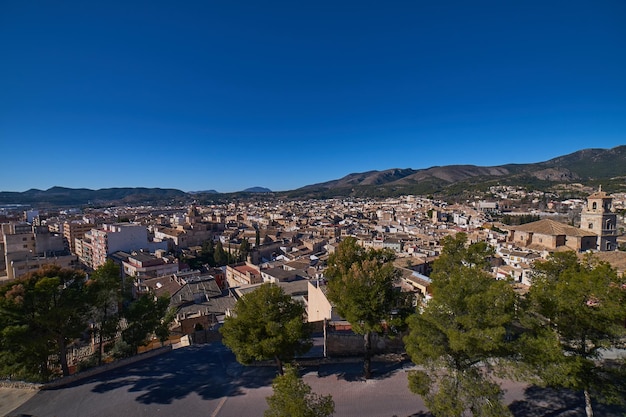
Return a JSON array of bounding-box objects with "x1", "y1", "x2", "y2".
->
[
  {"x1": 326, "y1": 331, "x2": 405, "y2": 357},
  {"x1": 189, "y1": 329, "x2": 222, "y2": 344},
  {"x1": 43, "y1": 346, "x2": 173, "y2": 389},
  {"x1": 0, "y1": 380, "x2": 42, "y2": 390}
]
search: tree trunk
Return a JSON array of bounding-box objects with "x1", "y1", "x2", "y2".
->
[
  {"x1": 97, "y1": 306, "x2": 107, "y2": 366},
  {"x1": 97, "y1": 327, "x2": 104, "y2": 366},
  {"x1": 275, "y1": 356, "x2": 284, "y2": 375},
  {"x1": 58, "y1": 335, "x2": 70, "y2": 377},
  {"x1": 363, "y1": 331, "x2": 372, "y2": 379},
  {"x1": 584, "y1": 389, "x2": 593, "y2": 417}
]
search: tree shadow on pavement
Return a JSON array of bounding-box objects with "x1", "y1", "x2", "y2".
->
[
  {"x1": 508, "y1": 385, "x2": 626, "y2": 417},
  {"x1": 51, "y1": 343, "x2": 277, "y2": 405},
  {"x1": 311, "y1": 358, "x2": 412, "y2": 382}
]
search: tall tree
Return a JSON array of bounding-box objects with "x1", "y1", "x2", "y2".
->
[
  {"x1": 87, "y1": 260, "x2": 123, "y2": 366},
  {"x1": 220, "y1": 283, "x2": 311, "y2": 375},
  {"x1": 325, "y1": 237, "x2": 406, "y2": 379},
  {"x1": 0, "y1": 265, "x2": 91, "y2": 380},
  {"x1": 264, "y1": 364, "x2": 334, "y2": 417},
  {"x1": 214, "y1": 240, "x2": 228, "y2": 266},
  {"x1": 201, "y1": 239, "x2": 216, "y2": 266},
  {"x1": 239, "y1": 238, "x2": 251, "y2": 262},
  {"x1": 404, "y1": 233, "x2": 517, "y2": 416},
  {"x1": 121, "y1": 294, "x2": 171, "y2": 356},
  {"x1": 523, "y1": 252, "x2": 626, "y2": 417}
]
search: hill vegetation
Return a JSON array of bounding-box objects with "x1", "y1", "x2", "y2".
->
[{"x1": 1, "y1": 146, "x2": 625, "y2": 206}]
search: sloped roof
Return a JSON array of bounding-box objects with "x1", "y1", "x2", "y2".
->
[
  {"x1": 511, "y1": 219, "x2": 596, "y2": 237},
  {"x1": 581, "y1": 251, "x2": 626, "y2": 275}
]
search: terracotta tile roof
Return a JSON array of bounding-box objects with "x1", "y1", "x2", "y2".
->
[{"x1": 511, "y1": 219, "x2": 596, "y2": 237}]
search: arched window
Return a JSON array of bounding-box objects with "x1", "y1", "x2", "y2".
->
[
  {"x1": 588, "y1": 223, "x2": 593, "y2": 229},
  {"x1": 606, "y1": 219, "x2": 613, "y2": 230},
  {"x1": 592, "y1": 202, "x2": 597, "y2": 210}
]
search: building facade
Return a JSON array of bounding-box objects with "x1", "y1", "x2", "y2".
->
[
  {"x1": 580, "y1": 187, "x2": 618, "y2": 251},
  {"x1": 78, "y1": 223, "x2": 168, "y2": 269},
  {"x1": 1, "y1": 222, "x2": 76, "y2": 280}
]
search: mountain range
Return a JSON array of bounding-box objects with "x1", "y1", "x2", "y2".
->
[
  {"x1": 1, "y1": 146, "x2": 625, "y2": 206},
  {"x1": 284, "y1": 145, "x2": 626, "y2": 199}
]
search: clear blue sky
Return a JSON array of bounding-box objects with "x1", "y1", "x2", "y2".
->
[{"x1": 1, "y1": 1, "x2": 625, "y2": 193}]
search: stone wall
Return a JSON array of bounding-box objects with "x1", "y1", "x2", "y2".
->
[
  {"x1": 325, "y1": 330, "x2": 405, "y2": 357},
  {"x1": 189, "y1": 328, "x2": 222, "y2": 344},
  {"x1": 42, "y1": 346, "x2": 172, "y2": 389}
]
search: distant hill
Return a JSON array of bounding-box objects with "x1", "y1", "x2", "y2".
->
[
  {"x1": 285, "y1": 145, "x2": 626, "y2": 199},
  {"x1": 2, "y1": 146, "x2": 625, "y2": 205},
  {"x1": 188, "y1": 189, "x2": 219, "y2": 194},
  {"x1": 0, "y1": 186, "x2": 188, "y2": 207},
  {"x1": 242, "y1": 187, "x2": 272, "y2": 193}
]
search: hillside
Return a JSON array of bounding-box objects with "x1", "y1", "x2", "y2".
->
[
  {"x1": 286, "y1": 145, "x2": 626, "y2": 199},
  {"x1": 2, "y1": 146, "x2": 625, "y2": 205},
  {"x1": 0, "y1": 186, "x2": 188, "y2": 207}
]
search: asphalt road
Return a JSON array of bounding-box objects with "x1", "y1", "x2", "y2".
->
[{"x1": 7, "y1": 343, "x2": 626, "y2": 417}]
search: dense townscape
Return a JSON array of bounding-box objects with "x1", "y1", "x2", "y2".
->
[{"x1": 1, "y1": 185, "x2": 626, "y2": 416}]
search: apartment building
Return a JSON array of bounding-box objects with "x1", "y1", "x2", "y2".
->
[
  {"x1": 77, "y1": 223, "x2": 168, "y2": 270},
  {"x1": 1, "y1": 222, "x2": 77, "y2": 280},
  {"x1": 63, "y1": 221, "x2": 94, "y2": 254},
  {"x1": 225, "y1": 262, "x2": 262, "y2": 287},
  {"x1": 121, "y1": 251, "x2": 179, "y2": 279}
]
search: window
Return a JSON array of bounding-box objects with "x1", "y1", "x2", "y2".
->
[
  {"x1": 592, "y1": 202, "x2": 597, "y2": 210},
  {"x1": 589, "y1": 223, "x2": 593, "y2": 229}
]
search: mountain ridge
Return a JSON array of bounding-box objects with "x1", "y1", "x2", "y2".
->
[
  {"x1": 285, "y1": 145, "x2": 626, "y2": 199},
  {"x1": 1, "y1": 146, "x2": 625, "y2": 205}
]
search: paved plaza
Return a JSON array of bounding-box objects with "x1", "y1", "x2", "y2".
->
[{"x1": 4, "y1": 343, "x2": 626, "y2": 417}]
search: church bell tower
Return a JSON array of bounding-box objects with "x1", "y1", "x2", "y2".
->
[{"x1": 580, "y1": 186, "x2": 617, "y2": 251}]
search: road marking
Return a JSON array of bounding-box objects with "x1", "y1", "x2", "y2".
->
[{"x1": 211, "y1": 396, "x2": 228, "y2": 417}]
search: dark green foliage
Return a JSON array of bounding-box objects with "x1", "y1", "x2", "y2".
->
[
  {"x1": 404, "y1": 233, "x2": 517, "y2": 416},
  {"x1": 185, "y1": 239, "x2": 216, "y2": 269},
  {"x1": 0, "y1": 265, "x2": 91, "y2": 381},
  {"x1": 325, "y1": 237, "x2": 408, "y2": 378},
  {"x1": 264, "y1": 364, "x2": 334, "y2": 417},
  {"x1": 220, "y1": 284, "x2": 312, "y2": 374},
  {"x1": 87, "y1": 260, "x2": 124, "y2": 366},
  {"x1": 187, "y1": 239, "x2": 236, "y2": 268},
  {"x1": 121, "y1": 294, "x2": 171, "y2": 356},
  {"x1": 521, "y1": 252, "x2": 626, "y2": 416},
  {"x1": 155, "y1": 306, "x2": 176, "y2": 345},
  {"x1": 213, "y1": 241, "x2": 231, "y2": 266},
  {"x1": 500, "y1": 214, "x2": 541, "y2": 225},
  {"x1": 0, "y1": 263, "x2": 174, "y2": 381},
  {"x1": 239, "y1": 238, "x2": 251, "y2": 262}
]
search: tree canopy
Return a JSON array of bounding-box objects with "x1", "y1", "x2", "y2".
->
[
  {"x1": 87, "y1": 260, "x2": 124, "y2": 365},
  {"x1": 119, "y1": 293, "x2": 172, "y2": 357},
  {"x1": 404, "y1": 233, "x2": 518, "y2": 416},
  {"x1": 264, "y1": 364, "x2": 334, "y2": 417},
  {"x1": 325, "y1": 237, "x2": 409, "y2": 378},
  {"x1": 522, "y1": 251, "x2": 626, "y2": 417},
  {"x1": 0, "y1": 265, "x2": 91, "y2": 381},
  {"x1": 220, "y1": 283, "x2": 312, "y2": 374},
  {"x1": 0, "y1": 261, "x2": 176, "y2": 381}
]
